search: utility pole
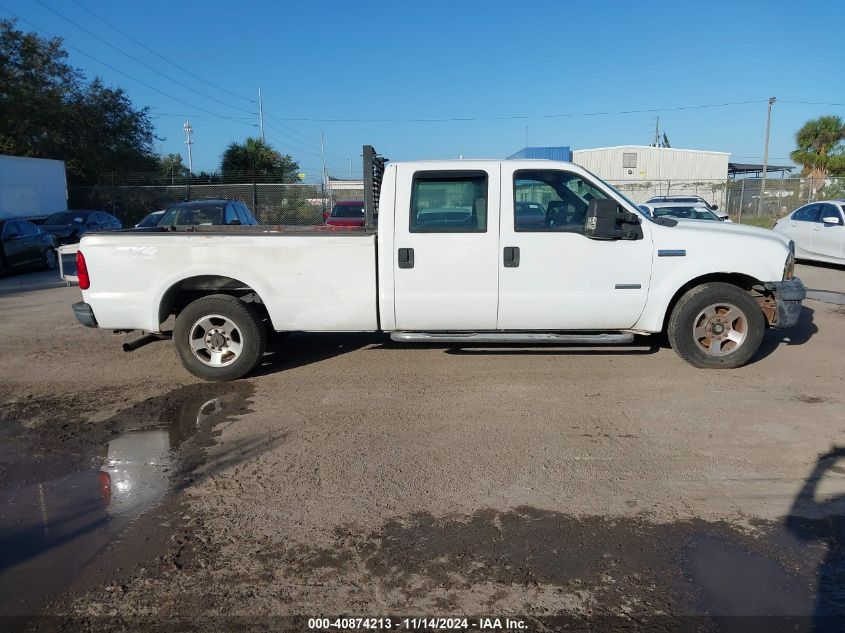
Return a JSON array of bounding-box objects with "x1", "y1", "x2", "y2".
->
[
  {"x1": 320, "y1": 132, "x2": 327, "y2": 187},
  {"x1": 654, "y1": 116, "x2": 660, "y2": 146},
  {"x1": 758, "y1": 96, "x2": 776, "y2": 216},
  {"x1": 348, "y1": 157, "x2": 352, "y2": 178},
  {"x1": 183, "y1": 120, "x2": 193, "y2": 174},
  {"x1": 258, "y1": 88, "x2": 265, "y2": 142}
]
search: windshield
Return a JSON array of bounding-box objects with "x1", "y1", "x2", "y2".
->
[
  {"x1": 45, "y1": 211, "x2": 88, "y2": 224},
  {"x1": 581, "y1": 169, "x2": 650, "y2": 220},
  {"x1": 159, "y1": 204, "x2": 225, "y2": 225},
  {"x1": 331, "y1": 204, "x2": 364, "y2": 218},
  {"x1": 137, "y1": 213, "x2": 162, "y2": 228},
  {"x1": 653, "y1": 206, "x2": 719, "y2": 221}
]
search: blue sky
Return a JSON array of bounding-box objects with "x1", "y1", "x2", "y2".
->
[{"x1": 3, "y1": 0, "x2": 845, "y2": 181}]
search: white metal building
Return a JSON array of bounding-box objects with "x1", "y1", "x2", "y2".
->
[
  {"x1": 572, "y1": 145, "x2": 730, "y2": 205},
  {"x1": 573, "y1": 145, "x2": 729, "y2": 181}
]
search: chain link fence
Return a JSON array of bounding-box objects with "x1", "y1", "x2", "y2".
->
[
  {"x1": 70, "y1": 174, "x2": 845, "y2": 227},
  {"x1": 68, "y1": 175, "x2": 368, "y2": 227},
  {"x1": 607, "y1": 177, "x2": 845, "y2": 219}
]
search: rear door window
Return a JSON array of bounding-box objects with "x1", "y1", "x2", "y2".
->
[
  {"x1": 410, "y1": 172, "x2": 487, "y2": 232},
  {"x1": 792, "y1": 204, "x2": 820, "y2": 222}
]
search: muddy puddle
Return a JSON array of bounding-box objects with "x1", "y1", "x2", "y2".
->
[{"x1": 0, "y1": 383, "x2": 253, "y2": 620}]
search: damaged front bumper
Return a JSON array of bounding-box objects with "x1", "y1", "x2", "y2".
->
[{"x1": 763, "y1": 278, "x2": 806, "y2": 329}]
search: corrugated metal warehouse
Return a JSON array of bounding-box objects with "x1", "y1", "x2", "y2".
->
[
  {"x1": 572, "y1": 145, "x2": 730, "y2": 204},
  {"x1": 573, "y1": 145, "x2": 729, "y2": 181}
]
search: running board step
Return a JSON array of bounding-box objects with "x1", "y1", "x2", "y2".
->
[{"x1": 390, "y1": 332, "x2": 635, "y2": 344}]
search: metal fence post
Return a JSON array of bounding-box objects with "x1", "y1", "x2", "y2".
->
[
  {"x1": 110, "y1": 173, "x2": 116, "y2": 216},
  {"x1": 738, "y1": 179, "x2": 746, "y2": 223}
]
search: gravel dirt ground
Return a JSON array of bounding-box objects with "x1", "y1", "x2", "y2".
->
[{"x1": 1, "y1": 263, "x2": 845, "y2": 632}]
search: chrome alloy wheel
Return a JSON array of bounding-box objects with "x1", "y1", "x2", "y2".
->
[
  {"x1": 692, "y1": 302, "x2": 748, "y2": 357},
  {"x1": 188, "y1": 314, "x2": 243, "y2": 367}
]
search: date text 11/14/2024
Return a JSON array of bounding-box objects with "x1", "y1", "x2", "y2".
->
[{"x1": 307, "y1": 617, "x2": 528, "y2": 630}]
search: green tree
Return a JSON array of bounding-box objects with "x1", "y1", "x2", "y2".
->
[
  {"x1": 220, "y1": 137, "x2": 300, "y2": 182},
  {"x1": 159, "y1": 153, "x2": 189, "y2": 181},
  {"x1": 0, "y1": 19, "x2": 157, "y2": 183},
  {"x1": 789, "y1": 115, "x2": 845, "y2": 180}
]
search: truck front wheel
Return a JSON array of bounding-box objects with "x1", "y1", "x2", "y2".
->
[
  {"x1": 667, "y1": 282, "x2": 764, "y2": 369},
  {"x1": 174, "y1": 294, "x2": 267, "y2": 381}
]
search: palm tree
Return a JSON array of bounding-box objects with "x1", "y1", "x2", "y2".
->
[
  {"x1": 220, "y1": 137, "x2": 299, "y2": 182},
  {"x1": 789, "y1": 115, "x2": 845, "y2": 181}
]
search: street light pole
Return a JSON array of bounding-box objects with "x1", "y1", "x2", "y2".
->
[
  {"x1": 258, "y1": 88, "x2": 265, "y2": 142},
  {"x1": 757, "y1": 96, "x2": 776, "y2": 216},
  {"x1": 183, "y1": 120, "x2": 194, "y2": 175}
]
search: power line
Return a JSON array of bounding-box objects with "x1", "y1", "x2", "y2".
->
[
  {"x1": 779, "y1": 100, "x2": 845, "y2": 107},
  {"x1": 0, "y1": 5, "x2": 256, "y2": 126},
  {"x1": 33, "y1": 0, "x2": 254, "y2": 115},
  {"x1": 69, "y1": 0, "x2": 255, "y2": 105},
  {"x1": 150, "y1": 112, "x2": 254, "y2": 120},
  {"x1": 270, "y1": 100, "x2": 770, "y2": 123},
  {"x1": 265, "y1": 114, "x2": 325, "y2": 144},
  {"x1": 263, "y1": 123, "x2": 351, "y2": 165}
]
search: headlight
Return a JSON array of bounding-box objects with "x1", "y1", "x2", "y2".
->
[{"x1": 783, "y1": 241, "x2": 795, "y2": 280}]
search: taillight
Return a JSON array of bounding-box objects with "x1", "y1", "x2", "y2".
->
[{"x1": 76, "y1": 250, "x2": 90, "y2": 289}]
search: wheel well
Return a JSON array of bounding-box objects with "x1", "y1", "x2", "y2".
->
[
  {"x1": 159, "y1": 275, "x2": 268, "y2": 326},
  {"x1": 661, "y1": 272, "x2": 763, "y2": 333}
]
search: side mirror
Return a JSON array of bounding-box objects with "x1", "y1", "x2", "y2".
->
[
  {"x1": 822, "y1": 216, "x2": 842, "y2": 225},
  {"x1": 228, "y1": 219, "x2": 241, "y2": 225},
  {"x1": 584, "y1": 199, "x2": 642, "y2": 240},
  {"x1": 711, "y1": 204, "x2": 719, "y2": 210}
]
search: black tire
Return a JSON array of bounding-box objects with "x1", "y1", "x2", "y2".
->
[
  {"x1": 173, "y1": 294, "x2": 267, "y2": 381},
  {"x1": 667, "y1": 282, "x2": 765, "y2": 369},
  {"x1": 43, "y1": 247, "x2": 58, "y2": 271}
]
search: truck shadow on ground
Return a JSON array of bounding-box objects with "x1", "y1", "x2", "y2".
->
[
  {"x1": 753, "y1": 305, "x2": 817, "y2": 363},
  {"x1": 252, "y1": 332, "x2": 383, "y2": 376}
]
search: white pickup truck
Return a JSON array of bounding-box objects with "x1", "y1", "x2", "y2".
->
[{"x1": 72, "y1": 146, "x2": 805, "y2": 381}]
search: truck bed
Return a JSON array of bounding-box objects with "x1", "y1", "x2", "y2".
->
[{"x1": 79, "y1": 229, "x2": 378, "y2": 333}]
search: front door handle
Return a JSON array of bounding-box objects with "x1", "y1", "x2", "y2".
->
[
  {"x1": 398, "y1": 247, "x2": 414, "y2": 269},
  {"x1": 503, "y1": 246, "x2": 520, "y2": 267}
]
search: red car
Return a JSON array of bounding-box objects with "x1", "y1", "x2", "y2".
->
[{"x1": 325, "y1": 200, "x2": 366, "y2": 227}]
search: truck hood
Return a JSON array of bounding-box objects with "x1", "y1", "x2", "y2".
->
[{"x1": 656, "y1": 218, "x2": 791, "y2": 248}]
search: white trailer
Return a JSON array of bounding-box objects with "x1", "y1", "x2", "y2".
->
[{"x1": 0, "y1": 155, "x2": 68, "y2": 221}]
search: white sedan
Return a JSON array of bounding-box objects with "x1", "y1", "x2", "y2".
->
[{"x1": 773, "y1": 200, "x2": 845, "y2": 265}]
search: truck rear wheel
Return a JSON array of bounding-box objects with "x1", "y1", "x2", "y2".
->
[
  {"x1": 173, "y1": 294, "x2": 266, "y2": 381},
  {"x1": 667, "y1": 282, "x2": 764, "y2": 369}
]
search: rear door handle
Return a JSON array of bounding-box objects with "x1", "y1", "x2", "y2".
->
[
  {"x1": 503, "y1": 246, "x2": 520, "y2": 267},
  {"x1": 398, "y1": 247, "x2": 414, "y2": 269}
]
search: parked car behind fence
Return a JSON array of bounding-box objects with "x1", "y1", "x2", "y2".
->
[
  {"x1": 40, "y1": 210, "x2": 122, "y2": 244},
  {"x1": 0, "y1": 218, "x2": 58, "y2": 274}
]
